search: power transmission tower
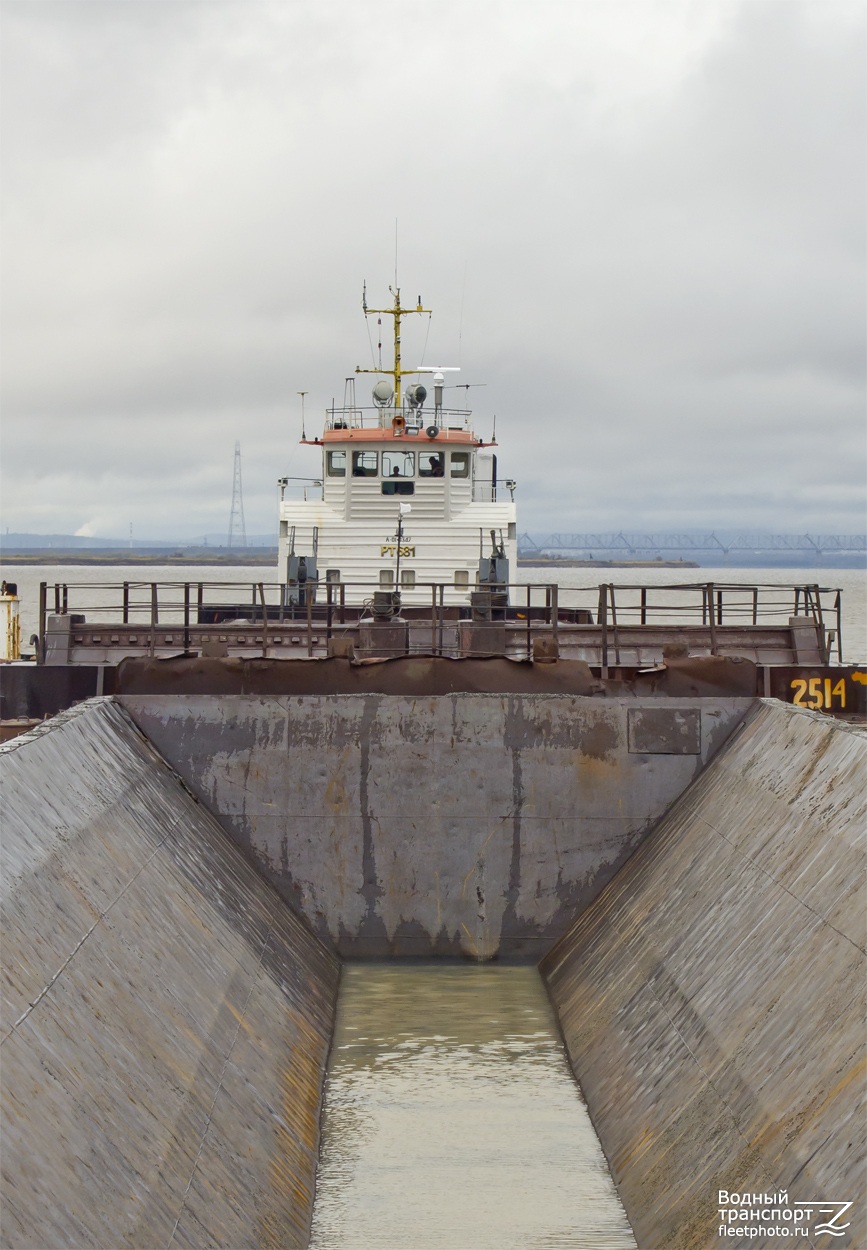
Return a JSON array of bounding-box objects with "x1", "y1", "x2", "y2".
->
[{"x1": 227, "y1": 442, "x2": 247, "y2": 548}]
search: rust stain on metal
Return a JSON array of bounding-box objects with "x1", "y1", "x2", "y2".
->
[
  {"x1": 122, "y1": 692, "x2": 750, "y2": 960},
  {"x1": 579, "y1": 718, "x2": 620, "y2": 760}
]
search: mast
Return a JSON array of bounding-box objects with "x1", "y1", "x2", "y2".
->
[{"x1": 356, "y1": 285, "x2": 429, "y2": 407}]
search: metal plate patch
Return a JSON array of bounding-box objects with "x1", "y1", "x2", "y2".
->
[{"x1": 627, "y1": 707, "x2": 702, "y2": 754}]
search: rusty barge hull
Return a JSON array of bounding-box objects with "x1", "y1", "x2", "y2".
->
[{"x1": 2, "y1": 691, "x2": 865, "y2": 1248}]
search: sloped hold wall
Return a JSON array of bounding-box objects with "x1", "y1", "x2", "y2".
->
[
  {"x1": 121, "y1": 694, "x2": 751, "y2": 961},
  {"x1": 0, "y1": 699, "x2": 339, "y2": 1250},
  {"x1": 542, "y1": 702, "x2": 866, "y2": 1250}
]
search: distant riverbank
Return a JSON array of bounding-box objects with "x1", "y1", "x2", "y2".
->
[
  {"x1": 0, "y1": 551, "x2": 276, "y2": 566},
  {"x1": 3, "y1": 552, "x2": 699, "y2": 569},
  {"x1": 518, "y1": 558, "x2": 699, "y2": 568},
  {"x1": 2, "y1": 549, "x2": 862, "y2": 570}
]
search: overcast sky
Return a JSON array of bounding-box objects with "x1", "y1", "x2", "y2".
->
[{"x1": 1, "y1": 0, "x2": 864, "y2": 541}]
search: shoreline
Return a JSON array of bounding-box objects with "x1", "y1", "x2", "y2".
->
[
  {"x1": 1, "y1": 552, "x2": 863, "y2": 571},
  {"x1": 0, "y1": 554, "x2": 699, "y2": 569},
  {"x1": 0, "y1": 553, "x2": 277, "y2": 566},
  {"x1": 517, "y1": 558, "x2": 699, "y2": 569}
]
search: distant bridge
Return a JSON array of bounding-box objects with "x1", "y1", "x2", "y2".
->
[{"x1": 518, "y1": 533, "x2": 867, "y2": 556}]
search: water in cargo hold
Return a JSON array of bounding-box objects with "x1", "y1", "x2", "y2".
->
[{"x1": 308, "y1": 965, "x2": 636, "y2": 1249}]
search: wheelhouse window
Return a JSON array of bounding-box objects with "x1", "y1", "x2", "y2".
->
[
  {"x1": 381, "y1": 449, "x2": 415, "y2": 494},
  {"x1": 352, "y1": 451, "x2": 378, "y2": 477},
  {"x1": 382, "y1": 450, "x2": 415, "y2": 478},
  {"x1": 419, "y1": 451, "x2": 446, "y2": 477},
  {"x1": 400, "y1": 569, "x2": 416, "y2": 588},
  {"x1": 450, "y1": 452, "x2": 470, "y2": 478},
  {"x1": 379, "y1": 569, "x2": 394, "y2": 587},
  {"x1": 454, "y1": 570, "x2": 470, "y2": 587},
  {"x1": 326, "y1": 451, "x2": 346, "y2": 477}
]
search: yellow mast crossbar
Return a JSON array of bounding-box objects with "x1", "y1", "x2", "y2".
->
[{"x1": 356, "y1": 285, "x2": 429, "y2": 407}]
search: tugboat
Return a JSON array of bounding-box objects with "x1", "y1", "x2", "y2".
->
[
  {"x1": 11, "y1": 285, "x2": 862, "y2": 720},
  {"x1": 277, "y1": 285, "x2": 517, "y2": 607}
]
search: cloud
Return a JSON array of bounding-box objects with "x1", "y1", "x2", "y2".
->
[{"x1": 1, "y1": 0, "x2": 864, "y2": 540}]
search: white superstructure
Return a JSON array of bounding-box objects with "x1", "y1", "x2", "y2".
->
[{"x1": 278, "y1": 287, "x2": 516, "y2": 606}]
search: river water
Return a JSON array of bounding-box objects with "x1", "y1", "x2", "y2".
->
[
  {"x1": 308, "y1": 965, "x2": 636, "y2": 1250},
  {"x1": 3, "y1": 562, "x2": 865, "y2": 660}
]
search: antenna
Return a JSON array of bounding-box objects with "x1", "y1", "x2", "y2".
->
[
  {"x1": 453, "y1": 382, "x2": 486, "y2": 408},
  {"x1": 227, "y1": 441, "x2": 247, "y2": 548},
  {"x1": 298, "y1": 390, "x2": 308, "y2": 440},
  {"x1": 458, "y1": 258, "x2": 467, "y2": 364},
  {"x1": 357, "y1": 287, "x2": 430, "y2": 407}
]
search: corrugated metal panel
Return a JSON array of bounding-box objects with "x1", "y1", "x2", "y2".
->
[{"x1": 1, "y1": 699, "x2": 339, "y2": 1250}]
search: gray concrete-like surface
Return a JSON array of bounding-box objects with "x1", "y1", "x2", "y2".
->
[
  {"x1": 0, "y1": 699, "x2": 339, "y2": 1250},
  {"x1": 4, "y1": 690, "x2": 860, "y2": 1250},
  {"x1": 542, "y1": 701, "x2": 867, "y2": 1250},
  {"x1": 121, "y1": 694, "x2": 751, "y2": 960}
]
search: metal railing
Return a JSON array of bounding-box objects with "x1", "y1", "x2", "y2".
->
[
  {"x1": 38, "y1": 578, "x2": 844, "y2": 664},
  {"x1": 325, "y1": 404, "x2": 473, "y2": 431},
  {"x1": 588, "y1": 581, "x2": 842, "y2": 666}
]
